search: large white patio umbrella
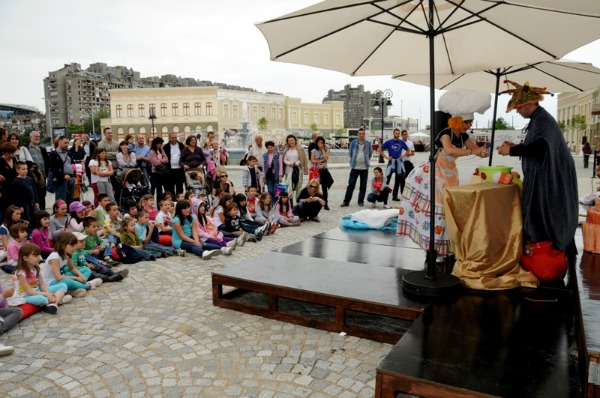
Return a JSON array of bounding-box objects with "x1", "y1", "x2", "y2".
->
[
  {"x1": 256, "y1": 0, "x2": 600, "y2": 296},
  {"x1": 394, "y1": 59, "x2": 600, "y2": 165}
]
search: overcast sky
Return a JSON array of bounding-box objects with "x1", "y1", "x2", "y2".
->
[{"x1": 2, "y1": 0, "x2": 600, "y2": 131}]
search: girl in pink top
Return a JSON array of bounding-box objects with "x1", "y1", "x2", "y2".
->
[
  {"x1": 196, "y1": 201, "x2": 240, "y2": 248},
  {"x1": 30, "y1": 211, "x2": 53, "y2": 259}
]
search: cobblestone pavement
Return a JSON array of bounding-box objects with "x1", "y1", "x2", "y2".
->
[{"x1": 0, "y1": 150, "x2": 591, "y2": 397}]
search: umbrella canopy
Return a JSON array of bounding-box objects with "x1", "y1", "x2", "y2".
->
[
  {"x1": 409, "y1": 132, "x2": 430, "y2": 138},
  {"x1": 394, "y1": 59, "x2": 600, "y2": 165},
  {"x1": 256, "y1": 0, "x2": 600, "y2": 295}
]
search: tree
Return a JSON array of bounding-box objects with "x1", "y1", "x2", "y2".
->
[
  {"x1": 67, "y1": 124, "x2": 84, "y2": 136},
  {"x1": 558, "y1": 121, "x2": 567, "y2": 132},
  {"x1": 310, "y1": 123, "x2": 318, "y2": 132},
  {"x1": 257, "y1": 117, "x2": 268, "y2": 132},
  {"x1": 84, "y1": 107, "x2": 111, "y2": 135},
  {"x1": 571, "y1": 114, "x2": 587, "y2": 132},
  {"x1": 494, "y1": 117, "x2": 511, "y2": 130}
]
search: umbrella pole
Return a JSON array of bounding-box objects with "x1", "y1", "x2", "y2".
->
[
  {"x1": 488, "y1": 71, "x2": 501, "y2": 166},
  {"x1": 402, "y1": 0, "x2": 460, "y2": 297}
]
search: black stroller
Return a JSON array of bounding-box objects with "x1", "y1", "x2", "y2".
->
[{"x1": 118, "y1": 168, "x2": 147, "y2": 210}]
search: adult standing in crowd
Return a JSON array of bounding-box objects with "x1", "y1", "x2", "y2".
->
[
  {"x1": 399, "y1": 129, "x2": 415, "y2": 196},
  {"x1": 180, "y1": 135, "x2": 206, "y2": 171},
  {"x1": 149, "y1": 137, "x2": 169, "y2": 201},
  {"x1": 378, "y1": 128, "x2": 410, "y2": 202},
  {"x1": 97, "y1": 127, "x2": 119, "y2": 170},
  {"x1": 163, "y1": 132, "x2": 185, "y2": 195},
  {"x1": 81, "y1": 134, "x2": 96, "y2": 184},
  {"x1": 307, "y1": 132, "x2": 319, "y2": 156},
  {"x1": 0, "y1": 129, "x2": 8, "y2": 221},
  {"x1": 310, "y1": 136, "x2": 333, "y2": 210},
  {"x1": 249, "y1": 135, "x2": 267, "y2": 172},
  {"x1": 8, "y1": 133, "x2": 33, "y2": 163},
  {"x1": 135, "y1": 133, "x2": 151, "y2": 186},
  {"x1": 341, "y1": 128, "x2": 372, "y2": 207},
  {"x1": 48, "y1": 136, "x2": 75, "y2": 205},
  {"x1": 281, "y1": 134, "x2": 308, "y2": 199},
  {"x1": 497, "y1": 81, "x2": 578, "y2": 256},
  {"x1": 27, "y1": 131, "x2": 49, "y2": 211},
  {"x1": 0, "y1": 143, "x2": 18, "y2": 217},
  {"x1": 67, "y1": 137, "x2": 86, "y2": 162}
]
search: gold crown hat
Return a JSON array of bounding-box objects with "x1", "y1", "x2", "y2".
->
[{"x1": 501, "y1": 80, "x2": 552, "y2": 112}]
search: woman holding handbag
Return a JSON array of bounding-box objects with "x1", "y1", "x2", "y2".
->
[
  {"x1": 281, "y1": 134, "x2": 308, "y2": 199},
  {"x1": 150, "y1": 137, "x2": 169, "y2": 200},
  {"x1": 310, "y1": 136, "x2": 333, "y2": 210}
]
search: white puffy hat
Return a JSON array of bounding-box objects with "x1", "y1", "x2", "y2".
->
[{"x1": 438, "y1": 89, "x2": 491, "y2": 120}]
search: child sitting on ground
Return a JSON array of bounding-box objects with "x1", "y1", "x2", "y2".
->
[
  {"x1": 135, "y1": 210, "x2": 177, "y2": 257},
  {"x1": 172, "y1": 200, "x2": 222, "y2": 259},
  {"x1": 0, "y1": 279, "x2": 23, "y2": 356},
  {"x1": 16, "y1": 243, "x2": 70, "y2": 315},
  {"x1": 196, "y1": 201, "x2": 242, "y2": 248},
  {"x1": 104, "y1": 203, "x2": 123, "y2": 246},
  {"x1": 30, "y1": 211, "x2": 53, "y2": 259},
  {"x1": 81, "y1": 217, "x2": 119, "y2": 267},
  {"x1": 6, "y1": 223, "x2": 29, "y2": 273},
  {"x1": 223, "y1": 203, "x2": 256, "y2": 244},
  {"x1": 71, "y1": 232, "x2": 128, "y2": 282},
  {"x1": 94, "y1": 194, "x2": 111, "y2": 229},
  {"x1": 273, "y1": 191, "x2": 301, "y2": 227},
  {"x1": 234, "y1": 193, "x2": 267, "y2": 239},
  {"x1": 139, "y1": 194, "x2": 157, "y2": 221},
  {"x1": 255, "y1": 192, "x2": 279, "y2": 234},
  {"x1": 119, "y1": 218, "x2": 161, "y2": 261}
]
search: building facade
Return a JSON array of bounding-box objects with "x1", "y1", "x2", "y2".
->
[
  {"x1": 0, "y1": 104, "x2": 45, "y2": 135},
  {"x1": 324, "y1": 84, "x2": 391, "y2": 130},
  {"x1": 103, "y1": 87, "x2": 344, "y2": 145},
  {"x1": 557, "y1": 90, "x2": 600, "y2": 151}
]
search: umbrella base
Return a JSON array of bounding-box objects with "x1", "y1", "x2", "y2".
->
[{"x1": 402, "y1": 270, "x2": 461, "y2": 297}]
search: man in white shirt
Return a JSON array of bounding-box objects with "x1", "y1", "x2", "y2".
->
[
  {"x1": 399, "y1": 129, "x2": 415, "y2": 196},
  {"x1": 249, "y1": 135, "x2": 267, "y2": 171},
  {"x1": 163, "y1": 132, "x2": 185, "y2": 195}
]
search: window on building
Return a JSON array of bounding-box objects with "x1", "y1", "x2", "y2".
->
[
  {"x1": 278, "y1": 108, "x2": 283, "y2": 121},
  {"x1": 194, "y1": 102, "x2": 201, "y2": 115},
  {"x1": 272, "y1": 108, "x2": 276, "y2": 120},
  {"x1": 172, "y1": 103, "x2": 179, "y2": 116},
  {"x1": 336, "y1": 113, "x2": 341, "y2": 126},
  {"x1": 149, "y1": 103, "x2": 156, "y2": 115},
  {"x1": 314, "y1": 112, "x2": 319, "y2": 124},
  {"x1": 206, "y1": 102, "x2": 213, "y2": 115},
  {"x1": 253, "y1": 106, "x2": 258, "y2": 119},
  {"x1": 127, "y1": 104, "x2": 133, "y2": 117},
  {"x1": 224, "y1": 104, "x2": 229, "y2": 118},
  {"x1": 138, "y1": 104, "x2": 145, "y2": 117},
  {"x1": 161, "y1": 103, "x2": 167, "y2": 116},
  {"x1": 233, "y1": 105, "x2": 238, "y2": 119},
  {"x1": 291, "y1": 112, "x2": 297, "y2": 124},
  {"x1": 324, "y1": 113, "x2": 329, "y2": 125},
  {"x1": 260, "y1": 107, "x2": 265, "y2": 117},
  {"x1": 303, "y1": 112, "x2": 309, "y2": 125},
  {"x1": 183, "y1": 102, "x2": 190, "y2": 116},
  {"x1": 116, "y1": 105, "x2": 122, "y2": 118}
]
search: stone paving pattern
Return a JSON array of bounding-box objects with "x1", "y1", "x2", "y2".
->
[{"x1": 0, "y1": 150, "x2": 593, "y2": 397}]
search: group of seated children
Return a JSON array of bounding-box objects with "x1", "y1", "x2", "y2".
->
[{"x1": 0, "y1": 184, "x2": 306, "y2": 356}]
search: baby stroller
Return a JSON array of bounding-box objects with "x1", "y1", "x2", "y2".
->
[
  {"x1": 119, "y1": 168, "x2": 147, "y2": 210},
  {"x1": 185, "y1": 166, "x2": 211, "y2": 197}
]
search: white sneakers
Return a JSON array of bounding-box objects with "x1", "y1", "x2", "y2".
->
[
  {"x1": 88, "y1": 278, "x2": 103, "y2": 289},
  {"x1": 221, "y1": 246, "x2": 233, "y2": 256},
  {"x1": 226, "y1": 239, "x2": 237, "y2": 249},
  {"x1": 70, "y1": 288, "x2": 87, "y2": 298},
  {"x1": 59, "y1": 294, "x2": 73, "y2": 305},
  {"x1": 202, "y1": 249, "x2": 221, "y2": 260},
  {"x1": 0, "y1": 343, "x2": 15, "y2": 357},
  {"x1": 383, "y1": 204, "x2": 390, "y2": 209}
]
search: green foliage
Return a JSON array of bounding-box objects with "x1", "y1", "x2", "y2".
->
[
  {"x1": 571, "y1": 114, "x2": 587, "y2": 131},
  {"x1": 67, "y1": 124, "x2": 84, "y2": 136},
  {"x1": 558, "y1": 121, "x2": 566, "y2": 132},
  {"x1": 84, "y1": 107, "x2": 111, "y2": 134},
  {"x1": 494, "y1": 117, "x2": 511, "y2": 130},
  {"x1": 310, "y1": 123, "x2": 318, "y2": 132},
  {"x1": 257, "y1": 117, "x2": 268, "y2": 132}
]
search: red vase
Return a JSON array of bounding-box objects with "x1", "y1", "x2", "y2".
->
[{"x1": 520, "y1": 241, "x2": 568, "y2": 282}]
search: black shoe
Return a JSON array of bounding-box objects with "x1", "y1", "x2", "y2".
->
[
  {"x1": 358, "y1": 202, "x2": 364, "y2": 207},
  {"x1": 111, "y1": 273, "x2": 125, "y2": 282},
  {"x1": 42, "y1": 304, "x2": 58, "y2": 314},
  {"x1": 392, "y1": 197, "x2": 401, "y2": 202},
  {"x1": 256, "y1": 231, "x2": 263, "y2": 241},
  {"x1": 149, "y1": 255, "x2": 157, "y2": 261},
  {"x1": 324, "y1": 205, "x2": 330, "y2": 210},
  {"x1": 340, "y1": 202, "x2": 349, "y2": 207},
  {"x1": 313, "y1": 217, "x2": 321, "y2": 223},
  {"x1": 119, "y1": 268, "x2": 129, "y2": 278}
]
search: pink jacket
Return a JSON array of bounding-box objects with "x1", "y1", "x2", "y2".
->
[
  {"x1": 274, "y1": 202, "x2": 293, "y2": 218},
  {"x1": 196, "y1": 217, "x2": 223, "y2": 241},
  {"x1": 31, "y1": 228, "x2": 53, "y2": 254}
]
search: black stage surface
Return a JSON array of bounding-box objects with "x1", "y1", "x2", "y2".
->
[{"x1": 212, "y1": 227, "x2": 599, "y2": 397}]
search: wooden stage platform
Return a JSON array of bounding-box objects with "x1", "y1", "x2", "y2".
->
[{"x1": 211, "y1": 227, "x2": 600, "y2": 397}]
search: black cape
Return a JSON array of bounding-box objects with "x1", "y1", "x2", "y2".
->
[{"x1": 519, "y1": 106, "x2": 578, "y2": 252}]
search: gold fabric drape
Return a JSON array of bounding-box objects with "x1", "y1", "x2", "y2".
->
[{"x1": 444, "y1": 183, "x2": 538, "y2": 290}]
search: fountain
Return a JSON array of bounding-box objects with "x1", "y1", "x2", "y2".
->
[{"x1": 223, "y1": 101, "x2": 253, "y2": 164}]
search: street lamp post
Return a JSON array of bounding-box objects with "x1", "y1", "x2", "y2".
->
[
  {"x1": 148, "y1": 109, "x2": 157, "y2": 138},
  {"x1": 372, "y1": 89, "x2": 393, "y2": 163}
]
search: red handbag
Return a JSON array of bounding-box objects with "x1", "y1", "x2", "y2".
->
[{"x1": 309, "y1": 165, "x2": 320, "y2": 181}]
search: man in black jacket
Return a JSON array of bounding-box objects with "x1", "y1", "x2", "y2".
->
[
  {"x1": 163, "y1": 132, "x2": 186, "y2": 195},
  {"x1": 48, "y1": 136, "x2": 75, "y2": 205},
  {"x1": 26, "y1": 130, "x2": 49, "y2": 210}
]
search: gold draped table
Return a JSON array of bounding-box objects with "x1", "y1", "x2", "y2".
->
[{"x1": 443, "y1": 183, "x2": 537, "y2": 290}]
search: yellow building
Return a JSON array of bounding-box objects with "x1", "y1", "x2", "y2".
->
[
  {"x1": 103, "y1": 87, "x2": 344, "y2": 144},
  {"x1": 557, "y1": 90, "x2": 600, "y2": 151}
]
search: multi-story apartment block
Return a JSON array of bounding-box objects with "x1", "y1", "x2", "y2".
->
[
  {"x1": 324, "y1": 84, "x2": 388, "y2": 129},
  {"x1": 104, "y1": 87, "x2": 344, "y2": 145},
  {"x1": 0, "y1": 104, "x2": 45, "y2": 134}
]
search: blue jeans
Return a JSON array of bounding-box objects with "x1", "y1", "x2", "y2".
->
[
  {"x1": 343, "y1": 169, "x2": 369, "y2": 205},
  {"x1": 24, "y1": 283, "x2": 68, "y2": 306},
  {"x1": 144, "y1": 241, "x2": 177, "y2": 255},
  {"x1": 54, "y1": 178, "x2": 75, "y2": 205},
  {"x1": 179, "y1": 240, "x2": 205, "y2": 257},
  {"x1": 266, "y1": 176, "x2": 278, "y2": 201},
  {"x1": 367, "y1": 189, "x2": 390, "y2": 205}
]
